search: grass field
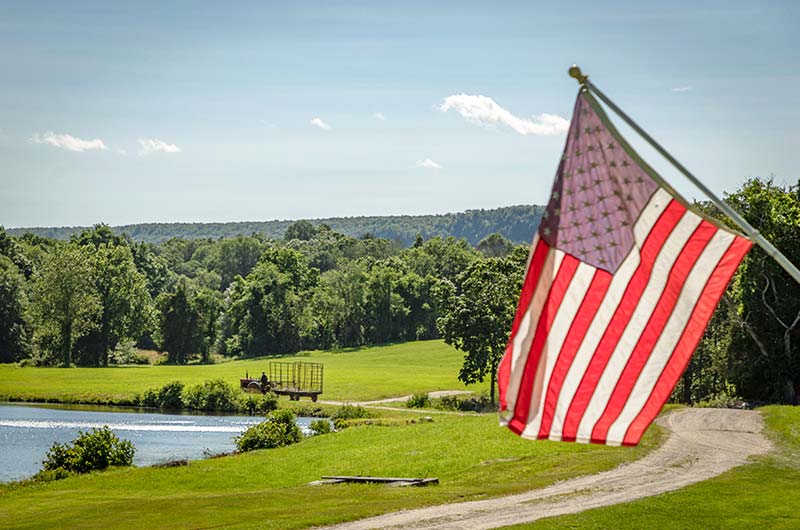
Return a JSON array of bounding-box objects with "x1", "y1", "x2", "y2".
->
[
  {"x1": 510, "y1": 405, "x2": 800, "y2": 530},
  {"x1": 0, "y1": 340, "x2": 483, "y2": 404},
  {"x1": 0, "y1": 409, "x2": 663, "y2": 530}
]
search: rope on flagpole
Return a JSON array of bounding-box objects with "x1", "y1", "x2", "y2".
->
[{"x1": 567, "y1": 65, "x2": 800, "y2": 286}]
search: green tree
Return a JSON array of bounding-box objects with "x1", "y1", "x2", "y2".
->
[
  {"x1": 0, "y1": 256, "x2": 30, "y2": 362},
  {"x1": 218, "y1": 248, "x2": 318, "y2": 356},
  {"x1": 436, "y1": 254, "x2": 525, "y2": 404},
  {"x1": 721, "y1": 178, "x2": 800, "y2": 403},
  {"x1": 402, "y1": 236, "x2": 479, "y2": 282},
  {"x1": 285, "y1": 220, "x2": 318, "y2": 241},
  {"x1": 30, "y1": 244, "x2": 100, "y2": 367},
  {"x1": 476, "y1": 232, "x2": 513, "y2": 258},
  {"x1": 211, "y1": 236, "x2": 267, "y2": 289},
  {"x1": 156, "y1": 279, "x2": 206, "y2": 364},
  {"x1": 86, "y1": 244, "x2": 153, "y2": 366}
]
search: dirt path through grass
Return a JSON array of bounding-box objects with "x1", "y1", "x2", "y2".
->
[{"x1": 318, "y1": 408, "x2": 771, "y2": 530}]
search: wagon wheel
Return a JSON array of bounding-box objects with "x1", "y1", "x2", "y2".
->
[
  {"x1": 311, "y1": 395, "x2": 318, "y2": 403},
  {"x1": 246, "y1": 381, "x2": 262, "y2": 393}
]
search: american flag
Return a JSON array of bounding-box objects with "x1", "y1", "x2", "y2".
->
[{"x1": 497, "y1": 91, "x2": 751, "y2": 446}]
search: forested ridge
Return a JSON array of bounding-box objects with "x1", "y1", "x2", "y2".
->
[
  {"x1": 0, "y1": 177, "x2": 798, "y2": 405},
  {"x1": 7, "y1": 204, "x2": 546, "y2": 246}
]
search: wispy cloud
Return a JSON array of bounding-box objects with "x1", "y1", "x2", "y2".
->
[
  {"x1": 671, "y1": 85, "x2": 693, "y2": 92},
  {"x1": 29, "y1": 131, "x2": 107, "y2": 152},
  {"x1": 138, "y1": 138, "x2": 181, "y2": 155},
  {"x1": 438, "y1": 94, "x2": 568, "y2": 136},
  {"x1": 372, "y1": 112, "x2": 386, "y2": 121},
  {"x1": 415, "y1": 158, "x2": 442, "y2": 169},
  {"x1": 310, "y1": 117, "x2": 331, "y2": 131}
]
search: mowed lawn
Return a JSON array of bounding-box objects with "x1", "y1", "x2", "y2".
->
[
  {"x1": 509, "y1": 405, "x2": 800, "y2": 530},
  {"x1": 0, "y1": 412, "x2": 663, "y2": 530},
  {"x1": 0, "y1": 340, "x2": 483, "y2": 403}
]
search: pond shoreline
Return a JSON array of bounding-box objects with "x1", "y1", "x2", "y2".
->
[{"x1": 0, "y1": 403, "x2": 318, "y2": 483}]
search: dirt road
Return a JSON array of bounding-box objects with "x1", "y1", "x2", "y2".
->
[{"x1": 318, "y1": 407, "x2": 771, "y2": 530}]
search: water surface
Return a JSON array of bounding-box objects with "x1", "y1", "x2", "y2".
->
[{"x1": 0, "y1": 403, "x2": 313, "y2": 482}]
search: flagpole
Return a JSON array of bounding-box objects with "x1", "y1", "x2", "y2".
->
[{"x1": 567, "y1": 65, "x2": 800, "y2": 286}]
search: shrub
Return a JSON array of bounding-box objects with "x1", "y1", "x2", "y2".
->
[
  {"x1": 434, "y1": 393, "x2": 493, "y2": 412},
  {"x1": 235, "y1": 409, "x2": 302, "y2": 452},
  {"x1": 309, "y1": 419, "x2": 333, "y2": 435},
  {"x1": 40, "y1": 427, "x2": 135, "y2": 477},
  {"x1": 182, "y1": 379, "x2": 239, "y2": 411},
  {"x1": 135, "y1": 381, "x2": 185, "y2": 410},
  {"x1": 331, "y1": 404, "x2": 373, "y2": 430},
  {"x1": 110, "y1": 340, "x2": 148, "y2": 365},
  {"x1": 157, "y1": 381, "x2": 185, "y2": 410},
  {"x1": 331, "y1": 404, "x2": 372, "y2": 421},
  {"x1": 136, "y1": 387, "x2": 159, "y2": 408},
  {"x1": 406, "y1": 392, "x2": 430, "y2": 408},
  {"x1": 239, "y1": 392, "x2": 279, "y2": 415}
]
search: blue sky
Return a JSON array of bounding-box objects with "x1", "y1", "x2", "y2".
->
[{"x1": 1, "y1": 1, "x2": 797, "y2": 228}]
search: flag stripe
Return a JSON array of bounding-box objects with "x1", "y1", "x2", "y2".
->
[
  {"x1": 560, "y1": 198, "x2": 687, "y2": 441},
  {"x1": 508, "y1": 235, "x2": 547, "y2": 339},
  {"x1": 620, "y1": 235, "x2": 752, "y2": 445},
  {"x1": 590, "y1": 219, "x2": 719, "y2": 444},
  {"x1": 574, "y1": 209, "x2": 703, "y2": 442},
  {"x1": 508, "y1": 254, "x2": 579, "y2": 434},
  {"x1": 500, "y1": 249, "x2": 562, "y2": 416},
  {"x1": 534, "y1": 269, "x2": 612, "y2": 439},
  {"x1": 498, "y1": 235, "x2": 547, "y2": 409},
  {"x1": 547, "y1": 188, "x2": 673, "y2": 441},
  {"x1": 520, "y1": 262, "x2": 599, "y2": 439}
]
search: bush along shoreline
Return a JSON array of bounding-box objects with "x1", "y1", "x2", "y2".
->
[{"x1": 134, "y1": 379, "x2": 278, "y2": 415}]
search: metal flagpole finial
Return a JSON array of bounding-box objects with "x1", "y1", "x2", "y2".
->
[{"x1": 568, "y1": 65, "x2": 588, "y2": 85}]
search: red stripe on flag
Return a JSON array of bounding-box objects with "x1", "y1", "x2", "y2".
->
[
  {"x1": 560, "y1": 199, "x2": 686, "y2": 442},
  {"x1": 621, "y1": 235, "x2": 752, "y2": 445},
  {"x1": 499, "y1": 238, "x2": 550, "y2": 410},
  {"x1": 508, "y1": 254, "x2": 580, "y2": 435},
  {"x1": 536, "y1": 269, "x2": 613, "y2": 439},
  {"x1": 590, "y1": 220, "x2": 718, "y2": 443}
]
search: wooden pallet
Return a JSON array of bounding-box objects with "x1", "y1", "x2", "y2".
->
[{"x1": 309, "y1": 475, "x2": 439, "y2": 487}]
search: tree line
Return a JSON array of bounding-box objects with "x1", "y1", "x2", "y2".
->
[
  {"x1": 7, "y1": 204, "x2": 545, "y2": 246},
  {"x1": 0, "y1": 177, "x2": 797, "y2": 405}
]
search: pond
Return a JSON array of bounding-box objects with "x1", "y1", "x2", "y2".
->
[{"x1": 0, "y1": 403, "x2": 316, "y2": 482}]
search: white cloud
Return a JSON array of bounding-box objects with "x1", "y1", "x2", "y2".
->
[
  {"x1": 138, "y1": 138, "x2": 181, "y2": 155},
  {"x1": 310, "y1": 117, "x2": 331, "y2": 131},
  {"x1": 415, "y1": 158, "x2": 442, "y2": 169},
  {"x1": 671, "y1": 85, "x2": 693, "y2": 92},
  {"x1": 438, "y1": 94, "x2": 568, "y2": 136},
  {"x1": 29, "y1": 131, "x2": 107, "y2": 152},
  {"x1": 372, "y1": 112, "x2": 386, "y2": 121}
]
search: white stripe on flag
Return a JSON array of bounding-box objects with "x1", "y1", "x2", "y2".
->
[
  {"x1": 521, "y1": 261, "x2": 596, "y2": 438},
  {"x1": 502, "y1": 249, "x2": 564, "y2": 419},
  {"x1": 604, "y1": 229, "x2": 735, "y2": 443},
  {"x1": 574, "y1": 209, "x2": 703, "y2": 443},
  {"x1": 546, "y1": 188, "x2": 671, "y2": 440}
]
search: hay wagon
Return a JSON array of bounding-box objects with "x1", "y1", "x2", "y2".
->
[{"x1": 240, "y1": 361, "x2": 324, "y2": 402}]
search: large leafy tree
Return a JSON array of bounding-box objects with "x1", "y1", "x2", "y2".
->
[
  {"x1": 30, "y1": 244, "x2": 100, "y2": 366},
  {"x1": 436, "y1": 249, "x2": 526, "y2": 404},
  {"x1": 218, "y1": 248, "x2": 318, "y2": 356},
  {"x1": 721, "y1": 178, "x2": 800, "y2": 403},
  {"x1": 73, "y1": 226, "x2": 153, "y2": 366},
  {"x1": 0, "y1": 256, "x2": 30, "y2": 362},
  {"x1": 156, "y1": 279, "x2": 206, "y2": 365}
]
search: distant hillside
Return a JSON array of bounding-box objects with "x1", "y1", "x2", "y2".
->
[{"x1": 7, "y1": 204, "x2": 545, "y2": 246}]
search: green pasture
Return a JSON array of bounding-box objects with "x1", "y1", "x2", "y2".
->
[
  {"x1": 512, "y1": 405, "x2": 800, "y2": 530},
  {"x1": 0, "y1": 410, "x2": 662, "y2": 530},
  {"x1": 0, "y1": 340, "x2": 481, "y2": 404}
]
